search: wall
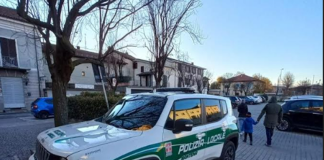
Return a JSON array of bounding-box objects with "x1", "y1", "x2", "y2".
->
[
  {"x1": 0, "y1": 19, "x2": 44, "y2": 111},
  {"x1": 133, "y1": 60, "x2": 153, "y2": 86},
  {"x1": 43, "y1": 57, "x2": 96, "y2": 85}
]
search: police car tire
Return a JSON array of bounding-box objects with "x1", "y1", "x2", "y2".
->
[{"x1": 220, "y1": 141, "x2": 236, "y2": 160}]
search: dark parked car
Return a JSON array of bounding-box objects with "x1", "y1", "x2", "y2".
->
[
  {"x1": 260, "y1": 96, "x2": 266, "y2": 103},
  {"x1": 238, "y1": 96, "x2": 255, "y2": 105},
  {"x1": 277, "y1": 98, "x2": 323, "y2": 132},
  {"x1": 31, "y1": 97, "x2": 53, "y2": 119},
  {"x1": 225, "y1": 96, "x2": 241, "y2": 108}
]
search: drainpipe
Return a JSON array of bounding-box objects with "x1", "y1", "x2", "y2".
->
[{"x1": 33, "y1": 27, "x2": 42, "y2": 97}]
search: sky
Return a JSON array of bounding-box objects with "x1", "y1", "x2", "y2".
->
[
  {"x1": 5, "y1": 0, "x2": 322, "y2": 86},
  {"x1": 105, "y1": 0, "x2": 323, "y2": 86}
]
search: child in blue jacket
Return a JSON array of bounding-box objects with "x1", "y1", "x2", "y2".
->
[{"x1": 243, "y1": 112, "x2": 258, "y2": 145}]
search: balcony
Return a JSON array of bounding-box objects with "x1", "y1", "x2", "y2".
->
[{"x1": 2, "y1": 56, "x2": 18, "y2": 68}]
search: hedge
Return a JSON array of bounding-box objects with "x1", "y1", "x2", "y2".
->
[{"x1": 68, "y1": 92, "x2": 124, "y2": 121}]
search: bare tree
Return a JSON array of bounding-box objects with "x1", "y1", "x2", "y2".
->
[
  {"x1": 222, "y1": 73, "x2": 234, "y2": 95},
  {"x1": 282, "y1": 72, "x2": 295, "y2": 95},
  {"x1": 297, "y1": 80, "x2": 311, "y2": 95},
  {"x1": 174, "y1": 52, "x2": 190, "y2": 87},
  {"x1": 105, "y1": 53, "x2": 129, "y2": 94},
  {"x1": 143, "y1": 0, "x2": 202, "y2": 88},
  {"x1": 240, "y1": 82, "x2": 253, "y2": 96},
  {"x1": 16, "y1": 0, "x2": 151, "y2": 126}
]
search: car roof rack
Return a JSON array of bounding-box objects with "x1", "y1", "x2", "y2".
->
[{"x1": 155, "y1": 87, "x2": 196, "y2": 93}]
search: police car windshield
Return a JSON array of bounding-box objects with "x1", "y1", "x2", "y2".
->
[{"x1": 102, "y1": 95, "x2": 167, "y2": 131}]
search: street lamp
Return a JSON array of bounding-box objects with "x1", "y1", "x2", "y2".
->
[{"x1": 276, "y1": 68, "x2": 284, "y2": 96}]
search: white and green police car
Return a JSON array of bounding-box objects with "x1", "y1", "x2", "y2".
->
[{"x1": 30, "y1": 93, "x2": 238, "y2": 160}]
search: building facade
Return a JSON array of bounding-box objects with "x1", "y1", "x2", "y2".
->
[{"x1": 0, "y1": 6, "x2": 45, "y2": 112}]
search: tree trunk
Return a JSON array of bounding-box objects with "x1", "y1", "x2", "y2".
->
[
  {"x1": 156, "y1": 78, "x2": 161, "y2": 88},
  {"x1": 52, "y1": 78, "x2": 69, "y2": 127}
]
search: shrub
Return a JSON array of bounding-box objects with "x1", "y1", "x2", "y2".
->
[{"x1": 68, "y1": 92, "x2": 124, "y2": 121}]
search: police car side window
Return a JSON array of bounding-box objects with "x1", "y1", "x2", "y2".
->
[
  {"x1": 204, "y1": 99, "x2": 223, "y2": 123},
  {"x1": 168, "y1": 99, "x2": 202, "y2": 127},
  {"x1": 220, "y1": 100, "x2": 228, "y2": 115}
]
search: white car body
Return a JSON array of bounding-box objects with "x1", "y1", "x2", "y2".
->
[
  {"x1": 29, "y1": 93, "x2": 238, "y2": 160},
  {"x1": 247, "y1": 96, "x2": 260, "y2": 103}
]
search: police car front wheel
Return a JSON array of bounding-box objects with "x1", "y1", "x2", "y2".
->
[{"x1": 220, "y1": 141, "x2": 236, "y2": 160}]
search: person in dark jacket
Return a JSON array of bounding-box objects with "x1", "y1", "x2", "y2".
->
[
  {"x1": 243, "y1": 112, "x2": 258, "y2": 145},
  {"x1": 237, "y1": 99, "x2": 248, "y2": 137},
  {"x1": 257, "y1": 96, "x2": 283, "y2": 146}
]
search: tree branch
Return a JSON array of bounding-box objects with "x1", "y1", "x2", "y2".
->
[
  {"x1": 72, "y1": 58, "x2": 103, "y2": 67},
  {"x1": 17, "y1": 0, "x2": 55, "y2": 31}
]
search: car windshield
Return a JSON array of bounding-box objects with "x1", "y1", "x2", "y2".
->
[{"x1": 101, "y1": 95, "x2": 167, "y2": 131}]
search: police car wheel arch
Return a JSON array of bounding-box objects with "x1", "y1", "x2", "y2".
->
[{"x1": 224, "y1": 133, "x2": 239, "y2": 150}]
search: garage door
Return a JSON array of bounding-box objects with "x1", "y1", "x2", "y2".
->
[{"x1": 1, "y1": 77, "x2": 25, "y2": 108}]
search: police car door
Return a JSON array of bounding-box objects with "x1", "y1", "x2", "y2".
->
[
  {"x1": 203, "y1": 99, "x2": 228, "y2": 159},
  {"x1": 163, "y1": 99, "x2": 206, "y2": 160}
]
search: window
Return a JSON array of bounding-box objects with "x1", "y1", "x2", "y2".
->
[
  {"x1": 185, "y1": 66, "x2": 190, "y2": 72},
  {"x1": 103, "y1": 95, "x2": 167, "y2": 131},
  {"x1": 92, "y1": 64, "x2": 107, "y2": 82},
  {"x1": 45, "y1": 99, "x2": 53, "y2": 104},
  {"x1": 290, "y1": 101, "x2": 310, "y2": 110},
  {"x1": 204, "y1": 99, "x2": 223, "y2": 123},
  {"x1": 141, "y1": 66, "x2": 144, "y2": 72},
  {"x1": 311, "y1": 100, "x2": 323, "y2": 112},
  {"x1": 192, "y1": 67, "x2": 196, "y2": 74},
  {"x1": 0, "y1": 37, "x2": 18, "y2": 67},
  {"x1": 168, "y1": 99, "x2": 202, "y2": 127},
  {"x1": 220, "y1": 100, "x2": 228, "y2": 115}
]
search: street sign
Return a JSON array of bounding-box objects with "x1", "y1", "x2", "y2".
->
[{"x1": 112, "y1": 78, "x2": 117, "y2": 87}]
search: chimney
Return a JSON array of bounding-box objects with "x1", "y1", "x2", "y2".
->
[
  {"x1": 191, "y1": 62, "x2": 194, "y2": 65},
  {"x1": 77, "y1": 46, "x2": 80, "y2": 49}
]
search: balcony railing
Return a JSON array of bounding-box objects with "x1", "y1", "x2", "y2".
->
[{"x1": 2, "y1": 56, "x2": 18, "y2": 68}]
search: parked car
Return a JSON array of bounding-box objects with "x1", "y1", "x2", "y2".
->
[
  {"x1": 253, "y1": 96, "x2": 263, "y2": 103},
  {"x1": 247, "y1": 96, "x2": 260, "y2": 104},
  {"x1": 277, "y1": 98, "x2": 323, "y2": 132},
  {"x1": 289, "y1": 95, "x2": 323, "y2": 100},
  {"x1": 238, "y1": 96, "x2": 255, "y2": 105},
  {"x1": 260, "y1": 96, "x2": 266, "y2": 103},
  {"x1": 30, "y1": 93, "x2": 239, "y2": 160},
  {"x1": 31, "y1": 97, "x2": 53, "y2": 119},
  {"x1": 261, "y1": 94, "x2": 269, "y2": 101},
  {"x1": 225, "y1": 96, "x2": 241, "y2": 108}
]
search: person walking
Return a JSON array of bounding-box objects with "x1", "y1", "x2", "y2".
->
[
  {"x1": 237, "y1": 99, "x2": 248, "y2": 137},
  {"x1": 242, "y1": 112, "x2": 258, "y2": 145},
  {"x1": 257, "y1": 96, "x2": 283, "y2": 146}
]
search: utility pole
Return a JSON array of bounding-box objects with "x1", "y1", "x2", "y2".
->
[
  {"x1": 98, "y1": 65, "x2": 109, "y2": 110},
  {"x1": 310, "y1": 75, "x2": 314, "y2": 94},
  {"x1": 276, "y1": 68, "x2": 284, "y2": 96}
]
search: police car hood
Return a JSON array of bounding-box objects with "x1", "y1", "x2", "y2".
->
[{"x1": 37, "y1": 120, "x2": 142, "y2": 157}]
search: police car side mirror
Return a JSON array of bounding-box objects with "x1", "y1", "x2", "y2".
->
[{"x1": 173, "y1": 119, "x2": 193, "y2": 134}]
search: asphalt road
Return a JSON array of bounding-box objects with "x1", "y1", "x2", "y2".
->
[
  {"x1": 0, "y1": 113, "x2": 54, "y2": 160},
  {"x1": 0, "y1": 103, "x2": 322, "y2": 160}
]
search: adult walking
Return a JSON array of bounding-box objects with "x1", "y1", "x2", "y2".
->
[
  {"x1": 257, "y1": 96, "x2": 283, "y2": 146},
  {"x1": 237, "y1": 99, "x2": 248, "y2": 137}
]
